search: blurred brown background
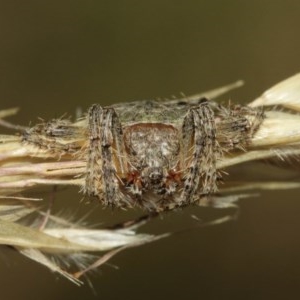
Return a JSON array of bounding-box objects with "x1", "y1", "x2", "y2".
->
[{"x1": 1, "y1": 1, "x2": 300, "y2": 299}]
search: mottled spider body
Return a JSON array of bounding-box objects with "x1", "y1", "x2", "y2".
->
[
  {"x1": 123, "y1": 122, "x2": 180, "y2": 195},
  {"x1": 23, "y1": 96, "x2": 264, "y2": 212}
]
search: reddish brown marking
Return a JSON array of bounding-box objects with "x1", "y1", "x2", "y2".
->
[
  {"x1": 125, "y1": 122, "x2": 177, "y2": 131},
  {"x1": 126, "y1": 170, "x2": 142, "y2": 188},
  {"x1": 126, "y1": 170, "x2": 139, "y2": 184},
  {"x1": 167, "y1": 169, "x2": 182, "y2": 182},
  {"x1": 165, "y1": 169, "x2": 182, "y2": 187}
]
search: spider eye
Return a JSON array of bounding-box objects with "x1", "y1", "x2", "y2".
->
[
  {"x1": 149, "y1": 168, "x2": 163, "y2": 183},
  {"x1": 141, "y1": 167, "x2": 163, "y2": 185}
]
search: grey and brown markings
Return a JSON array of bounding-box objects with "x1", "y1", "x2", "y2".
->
[{"x1": 23, "y1": 97, "x2": 264, "y2": 212}]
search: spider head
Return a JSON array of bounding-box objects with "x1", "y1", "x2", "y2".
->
[
  {"x1": 141, "y1": 166, "x2": 164, "y2": 190},
  {"x1": 125, "y1": 166, "x2": 181, "y2": 200},
  {"x1": 123, "y1": 122, "x2": 181, "y2": 198}
]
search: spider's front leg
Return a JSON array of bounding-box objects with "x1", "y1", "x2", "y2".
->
[
  {"x1": 22, "y1": 119, "x2": 83, "y2": 156},
  {"x1": 85, "y1": 104, "x2": 131, "y2": 208},
  {"x1": 179, "y1": 100, "x2": 221, "y2": 206}
]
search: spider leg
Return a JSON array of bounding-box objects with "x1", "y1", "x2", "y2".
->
[
  {"x1": 216, "y1": 104, "x2": 264, "y2": 151},
  {"x1": 22, "y1": 119, "x2": 83, "y2": 155},
  {"x1": 85, "y1": 104, "x2": 131, "y2": 208},
  {"x1": 179, "y1": 101, "x2": 220, "y2": 206}
]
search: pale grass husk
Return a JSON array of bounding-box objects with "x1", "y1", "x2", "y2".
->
[{"x1": 1, "y1": 75, "x2": 300, "y2": 284}]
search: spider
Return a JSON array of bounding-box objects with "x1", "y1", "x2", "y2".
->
[{"x1": 23, "y1": 95, "x2": 264, "y2": 212}]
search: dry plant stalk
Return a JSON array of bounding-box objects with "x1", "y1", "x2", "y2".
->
[{"x1": 1, "y1": 74, "x2": 300, "y2": 284}]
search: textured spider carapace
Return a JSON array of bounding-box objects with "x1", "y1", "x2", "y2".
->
[{"x1": 23, "y1": 96, "x2": 264, "y2": 212}]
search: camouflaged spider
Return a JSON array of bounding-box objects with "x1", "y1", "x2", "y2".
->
[
  {"x1": 23, "y1": 96, "x2": 264, "y2": 212},
  {"x1": 85, "y1": 95, "x2": 264, "y2": 212}
]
